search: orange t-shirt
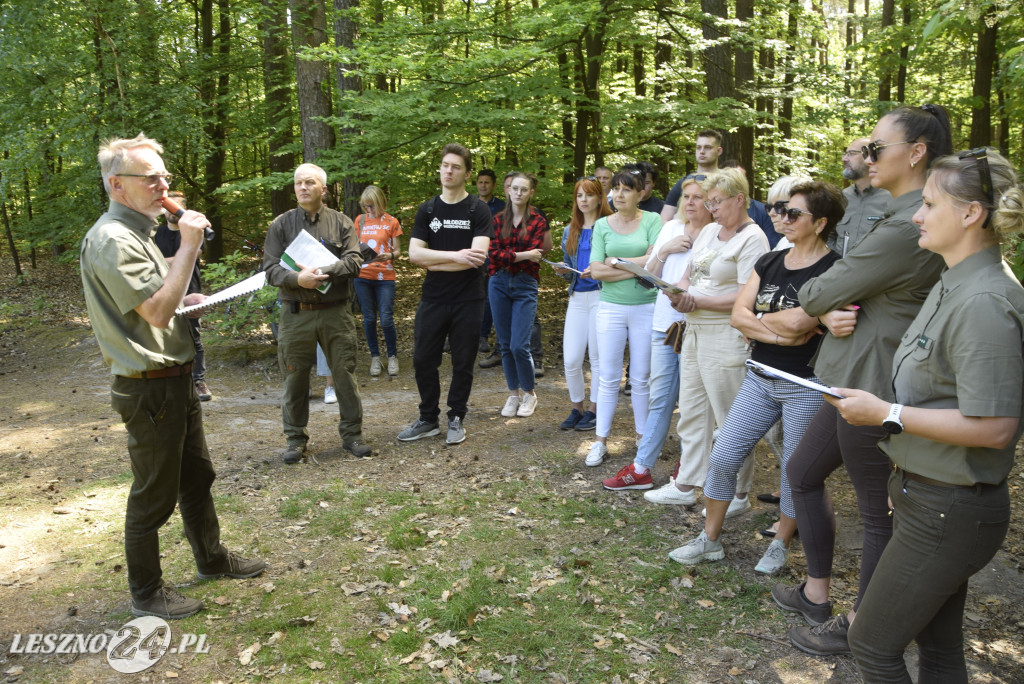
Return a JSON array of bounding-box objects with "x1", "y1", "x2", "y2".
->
[{"x1": 356, "y1": 213, "x2": 403, "y2": 281}]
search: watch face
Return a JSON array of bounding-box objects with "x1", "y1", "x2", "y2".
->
[{"x1": 883, "y1": 420, "x2": 903, "y2": 435}]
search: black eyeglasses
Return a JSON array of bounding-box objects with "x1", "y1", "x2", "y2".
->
[
  {"x1": 861, "y1": 140, "x2": 914, "y2": 163},
  {"x1": 118, "y1": 173, "x2": 173, "y2": 186},
  {"x1": 958, "y1": 147, "x2": 994, "y2": 214},
  {"x1": 767, "y1": 200, "x2": 789, "y2": 215},
  {"x1": 780, "y1": 207, "x2": 814, "y2": 223}
]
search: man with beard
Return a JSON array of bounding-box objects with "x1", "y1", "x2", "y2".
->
[{"x1": 831, "y1": 137, "x2": 891, "y2": 256}]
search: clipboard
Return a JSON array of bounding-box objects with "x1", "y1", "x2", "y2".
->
[
  {"x1": 745, "y1": 360, "x2": 846, "y2": 399},
  {"x1": 541, "y1": 258, "x2": 583, "y2": 275}
]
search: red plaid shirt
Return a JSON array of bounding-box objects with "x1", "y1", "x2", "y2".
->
[{"x1": 487, "y1": 207, "x2": 549, "y2": 280}]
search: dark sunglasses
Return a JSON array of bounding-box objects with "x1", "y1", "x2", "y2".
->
[
  {"x1": 861, "y1": 140, "x2": 914, "y2": 163},
  {"x1": 682, "y1": 173, "x2": 708, "y2": 184},
  {"x1": 780, "y1": 207, "x2": 814, "y2": 222},
  {"x1": 577, "y1": 175, "x2": 597, "y2": 182},
  {"x1": 958, "y1": 148, "x2": 994, "y2": 225},
  {"x1": 767, "y1": 200, "x2": 789, "y2": 214}
]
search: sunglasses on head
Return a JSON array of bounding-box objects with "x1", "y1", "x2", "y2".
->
[
  {"x1": 577, "y1": 175, "x2": 597, "y2": 182},
  {"x1": 958, "y1": 147, "x2": 994, "y2": 228},
  {"x1": 682, "y1": 173, "x2": 708, "y2": 184},
  {"x1": 861, "y1": 140, "x2": 915, "y2": 163},
  {"x1": 767, "y1": 200, "x2": 789, "y2": 215}
]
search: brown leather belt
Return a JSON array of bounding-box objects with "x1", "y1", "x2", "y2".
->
[
  {"x1": 298, "y1": 300, "x2": 344, "y2": 311},
  {"x1": 894, "y1": 465, "x2": 977, "y2": 490},
  {"x1": 121, "y1": 361, "x2": 194, "y2": 380}
]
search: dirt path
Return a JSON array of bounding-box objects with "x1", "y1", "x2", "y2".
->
[{"x1": 1, "y1": 258, "x2": 1023, "y2": 683}]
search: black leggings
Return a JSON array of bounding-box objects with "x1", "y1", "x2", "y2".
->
[{"x1": 787, "y1": 401, "x2": 893, "y2": 610}]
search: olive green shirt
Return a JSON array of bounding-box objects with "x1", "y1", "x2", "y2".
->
[
  {"x1": 262, "y1": 205, "x2": 362, "y2": 304},
  {"x1": 881, "y1": 247, "x2": 1024, "y2": 485},
  {"x1": 80, "y1": 201, "x2": 195, "y2": 377},
  {"x1": 829, "y1": 183, "x2": 891, "y2": 256},
  {"x1": 798, "y1": 189, "x2": 945, "y2": 399}
]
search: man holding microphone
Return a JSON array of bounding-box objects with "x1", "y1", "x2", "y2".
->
[{"x1": 81, "y1": 133, "x2": 265, "y2": 620}]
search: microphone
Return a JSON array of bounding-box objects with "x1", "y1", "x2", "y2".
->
[{"x1": 161, "y1": 197, "x2": 215, "y2": 241}]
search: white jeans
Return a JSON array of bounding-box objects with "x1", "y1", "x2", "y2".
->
[
  {"x1": 596, "y1": 301, "x2": 654, "y2": 438},
  {"x1": 563, "y1": 290, "x2": 601, "y2": 404}
]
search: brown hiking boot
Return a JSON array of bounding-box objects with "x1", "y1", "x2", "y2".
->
[
  {"x1": 789, "y1": 614, "x2": 851, "y2": 656},
  {"x1": 771, "y1": 582, "x2": 832, "y2": 626},
  {"x1": 197, "y1": 552, "x2": 267, "y2": 581},
  {"x1": 194, "y1": 380, "x2": 213, "y2": 402},
  {"x1": 131, "y1": 586, "x2": 203, "y2": 620}
]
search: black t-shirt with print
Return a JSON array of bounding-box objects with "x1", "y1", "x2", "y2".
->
[
  {"x1": 751, "y1": 249, "x2": 840, "y2": 376},
  {"x1": 411, "y1": 194, "x2": 494, "y2": 302}
]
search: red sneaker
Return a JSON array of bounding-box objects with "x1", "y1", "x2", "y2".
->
[{"x1": 603, "y1": 463, "x2": 654, "y2": 491}]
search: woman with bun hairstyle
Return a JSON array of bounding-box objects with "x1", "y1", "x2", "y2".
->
[
  {"x1": 556, "y1": 177, "x2": 612, "y2": 431},
  {"x1": 772, "y1": 104, "x2": 952, "y2": 657},
  {"x1": 836, "y1": 149, "x2": 1024, "y2": 682}
]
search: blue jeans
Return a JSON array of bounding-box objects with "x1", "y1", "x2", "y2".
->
[
  {"x1": 634, "y1": 330, "x2": 680, "y2": 470},
  {"x1": 353, "y1": 278, "x2": 397, "y2": 358},
  {"x1": 488, "y1": 270, "x2": 538, "y2": 392}
]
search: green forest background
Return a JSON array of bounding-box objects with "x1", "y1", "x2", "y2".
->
[{"x1": 0, "y1": 0, "x2": 1021, "y2": 267}]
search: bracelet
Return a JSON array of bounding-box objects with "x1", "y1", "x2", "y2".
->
[{"x1": 655, "y1": 252, "x2": 666, "y2": 264}]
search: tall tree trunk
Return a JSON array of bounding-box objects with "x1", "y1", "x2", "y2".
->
[
  {"x1": 558, "y1": 49, "x2": 575, "y2": 183},
  {"x1": 573, "y1": 25, "x2": 605, "y2": 177},
  {"x1": 335, "y1": 0, "x2": 365, "y2": 217},
  {"x1": 969, "y1": 8, "x2": 997, "y2": 148},
  {"x1": 996, "y1": 53, "x2": 1009, "y2": 156},
  {"x1": 262, "y1": 0, "x2": 296, "y2": 219},
  {"x1": 701, "y1": 0, "x2": 734, "y2": 153},
  {"x1": 843, "y1": 0, "x2": 854, "y2": 132},
  {"x1": 291, "y1": 0, "x2": 336, "y2": 162},
  {"x1": 633, "y1": 44, "x2": 645, "y2": 96},
  {"x1": 779, "y1": 0, "x2": 799, "y2": 165},
  {"x1": 896, "y1": 1, "x2": 910, "y2": 102},
  {"x1": 200, "y1": 0, "x2": 230, "y2": 261},
  {"x1": 878, "y1": 0, "x2": 894, "y2": 102},
  {"x1": 0, "y1": 157, "x2": 22, "y2": 279},
  {"x1": 734, "y1": 0, "x2": 754, "y2": 191}
]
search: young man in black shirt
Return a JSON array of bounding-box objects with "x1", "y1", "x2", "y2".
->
[{"x1": 398, "y1": 143, "x2": 492, "y2": 445}]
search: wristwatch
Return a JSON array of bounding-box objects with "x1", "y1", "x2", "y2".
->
[{"x1": 882, "y1": 403, "x2": 904, "y2": 434}]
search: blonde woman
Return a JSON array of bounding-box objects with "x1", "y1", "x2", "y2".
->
[{"x1": 354, "y1": 185, "x2": 402, "y2": 376}]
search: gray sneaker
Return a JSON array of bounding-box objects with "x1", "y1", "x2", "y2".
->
[
  {"x1": 446, "y1": 417, "x2": 466, "y2": 445},
  {"x1": 770, "y1": 582, "x2": 832, "y2": 626},
  {"x1": 131, "y1": 586, "x2": 203, "y2": 620},
  {"x1": 668, "y1": 530, "x2": 725, "y2": 565},
  {"x1": 197, "y1": 552, "x2": 267, "y2": 580},
  {"x1": 754, "y1": 539, "x2": 789, "y2": 575},
  {"x1": 789, "y1": 614, "x2": 851, "y2": 656},
  {"x1": 397, "y1": 419, "x2": 440, "y2": 442}
]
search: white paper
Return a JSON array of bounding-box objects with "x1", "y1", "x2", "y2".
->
[
  {"x1": 745, "y1": 360, "x2": 846, "y2": 399},
  {"x1": 280, "y1": 229, "x2": 337, "y2": 294},
  {"x1": 611, "y1": 258, "x2": 686, "y2": 294},
  {"x1": 176, "y1": 271, "x2": 267, "y2": 315}
]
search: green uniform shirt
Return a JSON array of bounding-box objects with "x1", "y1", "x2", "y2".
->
[
  {"x1": 798, "y1": 189, "x2": 945, "y2": 399},
  {"x1": 591, "y1": 211, "x2": 661, "y2": 306},
  {"x1": 881, "y1": 247, "x2": 1024, "y2": 486},
  {"x1": 80, "y1": 201, "x2": 195, "y2": 377},
  {"x1": 829, "y1": 183, "x2": 891, "y2": 256},
  {"x1": 262, "y1": 206, "x2": 362, "y2": 304}
]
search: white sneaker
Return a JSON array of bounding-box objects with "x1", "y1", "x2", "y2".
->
[
  {"x1": 755, "y1": 538, "x2": 789, "y2": 575},
  {"x1": 584, "y1": 442, "x2": 608, "y2": 466},
  {"x1": 370, "y1": 356, "x2": 382, "y2": 376},
  {"x1": 501, "y1": 395, "x2": 521, "y2": 417},
  {"x1": 324, "y1": 386, "x2": 337, "y2": 404},
  {"x1": 644, "y1": 481, "x2": 697, "y2": 506},
  {"x1": 668, "y1": 531, "x2": 725, "y2": 565},
  {"x1": 517, "y1": 393, "x2": 538, "y2": 417},
  {"x1": 701, "y1": 496, "x2": 751, "y2": 519},
  {"x1": 387, "y1": 356, "x2": 399, "y2": 376}
]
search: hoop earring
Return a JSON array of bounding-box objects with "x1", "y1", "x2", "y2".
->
[{"x1": 911, "y1": 161, "x2": 916, "y2": 169}]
